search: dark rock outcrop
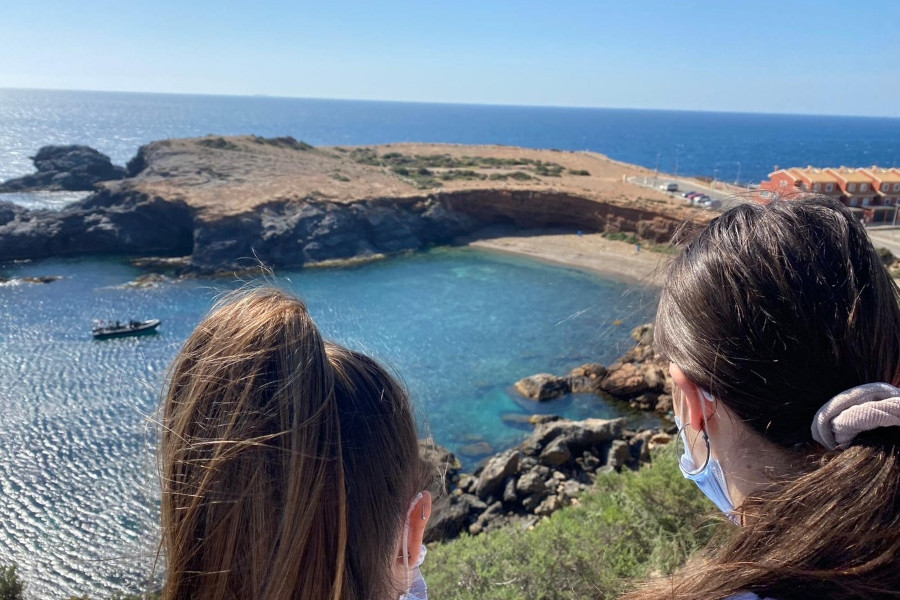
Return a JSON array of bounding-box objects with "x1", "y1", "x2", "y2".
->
[
  {"x1": 188, "y1": 196, "x2": 477, "y2": 272},
  {"x1": 425, "y1": 416, "x2": 669, "y2": 542},
  {"x1": 0, "y1": 190, "x2": 194, "y2": 260},
  {"x1": 0, "y1": 145, "x2": 126, "y2": 192}
]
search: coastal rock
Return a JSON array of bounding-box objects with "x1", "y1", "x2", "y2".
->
[
  {"x1": 631, "y1": 323, "x2": 654, "y2": 345},
  {"x1": 426, "y1": 492, "x2": 486, "y2": 541},
  {"x1": 514, "y1": 373, "x2": 571, "y2": 401},
  {"x1": 458, "y1": 441, "x2": 494, "y2": 457},
  {"x1": 500, "y1": 412, "x2": 535, "y2": 428},
  {"x1": 606, "y1": 440, "x2": 632, "y2": 470},
  {"x1": 0, "y1": 190, "x2": 194, "y2": 262},
  {"x1": 419, "y1": 439, "x2": 462, "y2": 493},
  {"x1": 427, "y1": 416, "x2": 660, "y2": 543},
  {"x1": 600, "y1": 362, "x2": 649, "y2": 397},
  {"x1": 474, "y1": 449, "x2": 520, "y2": 499},
  {"x1": 0, "y1": 145, "x2": 126, "y2": 192}
]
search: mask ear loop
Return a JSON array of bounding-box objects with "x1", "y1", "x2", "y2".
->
[
  {"x1": 677, "y1": 389, "x2": 714, "y2": 476},
  {"x1": 402, "y1": 492, "x2": 424, "y2": 592}
]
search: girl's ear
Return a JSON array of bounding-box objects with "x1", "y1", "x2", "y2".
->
[
  {"x1": 669, "y1": 363, "x2": 708, "y2": 431},
  {"x1": 395, "y1": 491, "x2": 432, "y2": 569}
]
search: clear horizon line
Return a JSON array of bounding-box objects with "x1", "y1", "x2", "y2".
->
[{"x1": 2, "y1": 85, "x2": 899, "y2": 121}]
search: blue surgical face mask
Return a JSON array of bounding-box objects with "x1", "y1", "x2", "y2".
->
[
  {"x1": 674, "y1": 390, "x2": 738, "y2": 524},
  {"x1": 399, "y1": 544, "x2": 427, "y2": 600}
]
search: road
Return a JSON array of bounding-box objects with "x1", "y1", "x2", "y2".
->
[
  {"x1": 867, "y1": 227, "x2": 900, "y2": 256},
  {"x1": 626, "y1": 175, "x2": 750, "y2": 212}
]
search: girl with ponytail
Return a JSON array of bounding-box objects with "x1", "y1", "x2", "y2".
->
[
  {"x1": 159, "y1": 288, "x2": 433, "y2": 600},
  {"x1": 623, "y1": 196, "x2": 900, "y2": 600}
]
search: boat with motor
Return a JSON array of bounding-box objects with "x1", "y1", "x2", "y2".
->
[{"x1": 91, "y1": 319, "x2": 161, "y2": 339}]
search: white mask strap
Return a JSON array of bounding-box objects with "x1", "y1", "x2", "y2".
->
[{"x1": 402, "y1": 492, "x2": 424, "y2": 590}]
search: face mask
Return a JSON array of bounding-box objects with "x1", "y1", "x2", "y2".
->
[
  {"x1": 399, "y1": 544, "x2": 427, "y2": 600},
  {"x1": 674, "y1": 390, "x2": 738, "y2": 524},
  {"x1": 399, "y1": 493, "x2": 428, "y2": 600}
]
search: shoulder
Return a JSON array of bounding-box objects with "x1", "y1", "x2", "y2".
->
[{"x1": 727, "y1": 593, "x2": 777, "y2": 600}]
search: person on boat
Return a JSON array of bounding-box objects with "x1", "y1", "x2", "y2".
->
[
  {"x1": 622, "y1": 196, "x2": 900, "y2": 600},
  {"x1": 159, "y1": 288, "x2": 434, "y2": 600}
]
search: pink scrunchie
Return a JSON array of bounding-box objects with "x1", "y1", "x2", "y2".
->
[{"x1": 812, "y1": 383, "x2": 900, "y2": 450}]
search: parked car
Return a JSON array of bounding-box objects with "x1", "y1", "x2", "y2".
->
[
  {"x1": 682, "y1": 190, "x2": 695, "y2": 198},
  {"x1": 691, "y1": 195, "x2": 710, "y2": 206},
  {"x1": 659, "y1": 182, "x2": 678, "y2": 192},
  {"x1": 703, "y1": 198, "x2": 723, "y2": 210}
]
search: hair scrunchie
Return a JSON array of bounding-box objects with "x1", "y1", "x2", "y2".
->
[{"x1": 812, "y1": 382, "x2": 900, "y2": 450}]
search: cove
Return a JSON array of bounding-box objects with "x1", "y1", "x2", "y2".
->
[{"x1": 0, "y1": 246, "x2": 657, "y2": 598}]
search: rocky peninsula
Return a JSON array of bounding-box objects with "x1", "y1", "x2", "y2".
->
[{"x1": 0, "y1": 136, "x2": 708, "y2": 274}]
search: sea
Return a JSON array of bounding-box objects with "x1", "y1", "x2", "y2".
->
[{"x1": 1, "y1": 88, "x2": 900, "y2": 598}]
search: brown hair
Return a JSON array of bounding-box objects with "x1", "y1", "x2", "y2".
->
[
  {"x1": 625, "y1": 196, "x2": 900, "y2": 600},
  {"x1": 159, "y1": 287, "x2": 429, "y2": 600}
]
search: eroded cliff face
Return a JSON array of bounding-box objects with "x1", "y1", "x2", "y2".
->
[
  {"x1": 0, "y1": 188, "x2": 683, "y2": 270},
  {"x1": 185, "y1": 190, "x2": 683, "y2": 272},
  {"x1": 0, "y1": 189, "x2": 193, "y2": 261}
]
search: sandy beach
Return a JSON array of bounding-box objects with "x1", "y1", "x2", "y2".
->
[{"x1": 467, "y1": 231, "x2": 671, "y2": 286}]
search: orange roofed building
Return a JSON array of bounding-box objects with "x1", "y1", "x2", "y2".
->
[{"x1": 759, "y1": 166, "x2": 900, "y2": 224}]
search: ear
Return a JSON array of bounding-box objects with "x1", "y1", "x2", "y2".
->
[
  {"x1": 396, "y1": 491, "x2": 432, "y2": 568},
  {"x1": 669, "y1": 363, "x2": 708, "y2": 432}
]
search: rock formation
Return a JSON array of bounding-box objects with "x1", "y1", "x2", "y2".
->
[
  {"x1": 424, "y1": 416, "x2": 672, "y2": 542},
  {"x1": 0, "y1": 145, "x2": 126, "y2": 192},
  {"x1": 514, "y1": 324, "x2": 672, "y2": 414},
  {"x1": 0, "y1": 136, "x2": 706, "y2": 271}
]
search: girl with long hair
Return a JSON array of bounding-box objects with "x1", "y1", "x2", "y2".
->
[
  {"x1": 159, "y1": 288, "x2": 433, "y2": 600},
  {"x1": 624, "y1": 196, "x2": 900, "y2": 600}
]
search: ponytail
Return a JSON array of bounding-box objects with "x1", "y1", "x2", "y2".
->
[{"x1": 160, "y1": 288, "x2": 427, "y2": 600}]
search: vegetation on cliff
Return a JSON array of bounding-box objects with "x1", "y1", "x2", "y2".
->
[{"x1": 425, "y1": 445, "x2": 718, "y2": 600}]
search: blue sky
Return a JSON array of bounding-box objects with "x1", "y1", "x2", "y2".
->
[{"x1": 3, "y1": 1, "x2": 899, "y2": 117}]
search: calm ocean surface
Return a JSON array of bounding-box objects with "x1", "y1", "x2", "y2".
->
[
  {"x1": 1, "y1": 88, "x2": 897, "y2": 598},
  {"x1": 3, "y1": 88, "x2": 900, "y2": 187}
]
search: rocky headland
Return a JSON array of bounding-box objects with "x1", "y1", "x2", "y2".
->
[
  {"x1": 424, "y1": 323, "x2": 676, "y2": 542},
  {"x1": 0, "y1": 136, "x2": 708, "y2": 273}
]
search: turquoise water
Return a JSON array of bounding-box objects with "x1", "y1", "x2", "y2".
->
[{"x1": 0, "y1": 248, "x2": 657, "y2": 598}]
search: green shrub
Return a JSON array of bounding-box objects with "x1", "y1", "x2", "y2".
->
[
  {"x1": 876, "y1": 246, "x2": 895, "y2": 266},
  {"x1": 423, "y1": 446, "x2": 718, "y2": 600},
  {"x1": 439, "y1": 170, "x2": 486, "y2": 181},
  {"x1": 568, "y1": 169, "x2": 591, "y2": 176},
  {"x1": 197, "y1": 137, "x2": 239, "y2": 151},
  {"x1": 331, "y1": 173, "x2": 351, "y2": 182},
  {"x1": 508, "y1": 171, "x2": 534, "y2": 181},
  {"x1": 604, "y1": 231, "x2": 640, "y2": 245},
  {"x1": 0, "y1": 565, "x2": 23, "y2": 600}
]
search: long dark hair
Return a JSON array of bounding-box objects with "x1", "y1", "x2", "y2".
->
[
  {"x1": 159, "y1": 288, "x2": 430, "y2": 600},
  {"x1": 625, "y1": 196, "x2": 900, "y2": 599}
]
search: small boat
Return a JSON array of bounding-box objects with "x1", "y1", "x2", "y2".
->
[{"x1": 92, "y1": 319, "x2": 161, "y2": 339}]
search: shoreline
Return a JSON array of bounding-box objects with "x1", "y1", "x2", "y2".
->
[{"x1": 465, "y1": 230, "x2": 670, "y2": 286}]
